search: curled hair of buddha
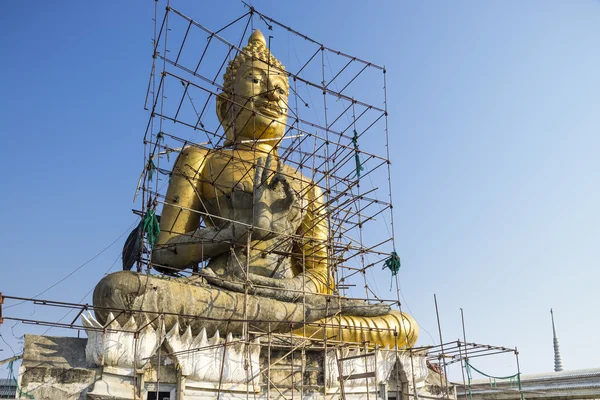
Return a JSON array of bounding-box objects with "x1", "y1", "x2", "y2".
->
[{"x1": 221, "y1": 29, "x2": 289, "y2": 95}]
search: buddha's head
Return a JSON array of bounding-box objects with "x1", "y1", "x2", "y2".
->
[{"x1": 217, "y1": 29, "x2": 290, "y2": 147}]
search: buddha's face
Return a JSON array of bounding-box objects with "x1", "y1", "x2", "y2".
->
[{"x1": 219, "y1": 58, "x2": 289, "y2": 143}]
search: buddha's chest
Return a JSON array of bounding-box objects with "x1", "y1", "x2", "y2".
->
[
  {"x1": 199, "y1": 152, "x2": 309, "y2": 227},
  {"x1": 200, "y1": 153, "x2": 308, "y2": 199}
]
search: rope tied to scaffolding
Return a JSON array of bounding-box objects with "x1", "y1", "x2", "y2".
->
[
  {"x1": 6, "y1": 360, "x2": 34, "y2": 399},
  {"x1": 465, "y1": 360, "x2": 521, "y2": 392},
  {"x1": 147, "y1": 158, "x2": 172, "y2": 182},
  {"x1": 383, "y1": 251, "x2": 401, "y2": 276},
  {"x1": 142, "y1": 209, "x2": 160, "y2": 248},
  {"x1": 352, "y1": 129, "x2": 364, "y2": 179}
]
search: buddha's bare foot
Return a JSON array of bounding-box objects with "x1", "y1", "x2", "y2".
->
[
  {"x1": 198, "y1": 267, "x2": 390, "y2": 317},
  {"x1": 198, "y1": 267, "x2": 257, "y2": 294}
]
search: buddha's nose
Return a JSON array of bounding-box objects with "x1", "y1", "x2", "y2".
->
[{"x1": 266, "y1": 79, "x2": 281, "y2": 101}]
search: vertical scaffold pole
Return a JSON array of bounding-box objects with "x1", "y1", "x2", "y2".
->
[
  {"x1": 515, "y1": 347, "x2": 524, "y2": 400},
  {"x1": 434, "y1": 294, "x2": 450, "y2": 399},
  {"x1": 460, "y1": 308, "x2": 471, "y2": 400},
  {"x1": 457, "y1": 340, "x2": 469, "y2": 400}
]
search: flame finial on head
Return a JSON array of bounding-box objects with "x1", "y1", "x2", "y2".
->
[
  {"x1": 221, "y1": 29, "x2": 288, "y2": 95},
  {"x1": 248, "y1": 29, "x2": 267, "y2": 47}
]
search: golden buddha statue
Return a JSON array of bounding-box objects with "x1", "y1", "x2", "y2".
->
[{"x1": 93, "y1": 30, "x2": 418, "y2": 349}]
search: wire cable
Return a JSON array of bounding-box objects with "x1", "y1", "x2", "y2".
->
[{"x1": 5, "y1": 219, "x2": 138, "y2": 309}]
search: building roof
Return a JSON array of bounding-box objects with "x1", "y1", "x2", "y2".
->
[
  {"x1": 469, "y1": 367, "x2": 600, "y2": 385},
  {"x1": 0, "y1": 378, "x2": 17, "y2": 398},
  {"x1": 458, "y1": 368, "x2": 600, "y2": 400}
]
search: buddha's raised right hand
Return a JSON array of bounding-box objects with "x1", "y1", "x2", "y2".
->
[{"x1": 242, "y1": 154, "x2": 303, "y2": 241}]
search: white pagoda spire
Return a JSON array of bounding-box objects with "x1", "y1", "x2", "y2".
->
[{"x1": 551, "y1": 309, "x2": 564, "y2": 372}]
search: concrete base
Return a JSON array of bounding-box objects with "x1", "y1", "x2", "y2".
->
[{"x1": 19, "y1": 334, "x2": 454, "y2": 400}]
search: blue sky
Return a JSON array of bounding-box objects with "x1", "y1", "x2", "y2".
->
[{"x1": 1, "y1": 0, "x2": 599, "y2": 381}]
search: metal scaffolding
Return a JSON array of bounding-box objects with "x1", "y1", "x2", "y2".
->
[{"x1": 0, "y1": 3, "x2": 525, "y2": 400}]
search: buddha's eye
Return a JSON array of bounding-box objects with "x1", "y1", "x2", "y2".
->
[
  {"x1": 248, "y1": 76, "x2": 261, "y2": 84},
  {"x1": 278, "y1": 88, "x2": 285, "y2": 95}
]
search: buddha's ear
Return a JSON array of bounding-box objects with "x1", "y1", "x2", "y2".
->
[{"x1": 216, "y1": 92, "x2": 231, "y2": 125}]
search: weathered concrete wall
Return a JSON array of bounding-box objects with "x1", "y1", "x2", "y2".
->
[
  {"x1": 19, "y1": 334, "x2": 99, "y2": 400},
  {"x1": 264, "y1": 347, "x2": 323, "y2": 391}
]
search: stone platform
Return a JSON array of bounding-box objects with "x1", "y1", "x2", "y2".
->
[{"x1": 18, "y1": 325, "x2": 454, "y2": 400}]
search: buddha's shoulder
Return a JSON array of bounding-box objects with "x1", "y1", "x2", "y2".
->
[
  {"x1": 179, "y1": 147, "x2": 236, "y2": 159},
  {"x1": 281, "y1": 164, "x2": 313, "y2": 184},
  {"x1": 201, "y1": 149, "x2": 251, "y2": 163}
]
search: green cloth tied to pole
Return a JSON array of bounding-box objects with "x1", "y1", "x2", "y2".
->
[
  {"x1": 147, "y1": 159, "x2": 157, "y2": 181},
  {"x1": 383, "y1": 251, "x2": 401, "y2": 276},
  {"x1": 143, "y1": 209, "x2": 160, "y2": 248},
  {"x1": 352, "y1": 130, "x2": 364, "y2": 179}
]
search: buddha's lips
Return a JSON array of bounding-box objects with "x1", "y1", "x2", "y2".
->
[{"x1": 257, "y1": 103, "x2": 284, "y2": 118}]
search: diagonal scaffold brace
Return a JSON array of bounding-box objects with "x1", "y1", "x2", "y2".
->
[{"x1": 0, "y1": 292, "x2": 4, "y2": 325}]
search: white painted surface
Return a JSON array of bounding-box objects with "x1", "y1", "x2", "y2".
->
[
  {"x1": 82, "y1": 312, "x2": 164, "y2": 369},
  {"x1": 164, "y1": 322, "x2": 261, "y2": 385}
]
